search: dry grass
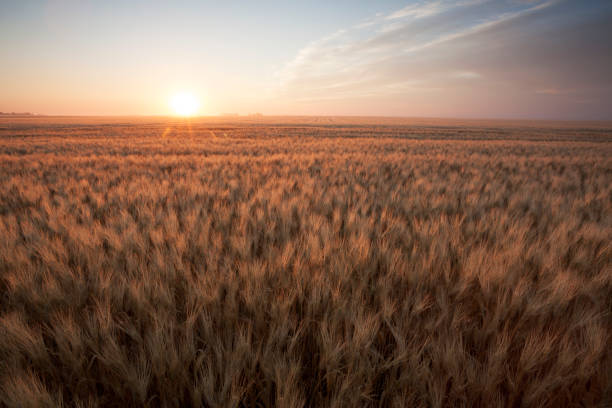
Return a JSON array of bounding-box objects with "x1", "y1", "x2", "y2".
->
[{"x1": 0, "y1": 117, "x2": 610, "y2": 407}]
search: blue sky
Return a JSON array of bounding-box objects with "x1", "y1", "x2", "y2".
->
[{"x1": 1, "y1": 0, "x2": 611, "y2": 119}]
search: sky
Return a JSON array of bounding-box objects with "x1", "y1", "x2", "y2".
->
[{"x1": 1, "y1": 0, "x2": 611, "y2": 120}]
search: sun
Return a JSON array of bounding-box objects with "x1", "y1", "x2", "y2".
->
[{"x1": 170, "y1": 92, "x2": 200, "y2": 116}]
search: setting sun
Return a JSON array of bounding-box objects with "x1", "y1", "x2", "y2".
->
[{"x1": 170, "y1": 92, "x2": 200, "y2": 116}]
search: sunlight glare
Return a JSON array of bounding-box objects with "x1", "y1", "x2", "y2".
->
[{"x1": 170, "y1": 92, "x2": 200, "y2": 116}]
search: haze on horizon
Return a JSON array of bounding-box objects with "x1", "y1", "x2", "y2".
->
[{"x1": 1, "y1": 0, "x2": 611, "y2": 120}]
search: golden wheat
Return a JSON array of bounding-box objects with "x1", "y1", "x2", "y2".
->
[{"x1": 0, "y1": 117, "x2": 610, "y2": 407}]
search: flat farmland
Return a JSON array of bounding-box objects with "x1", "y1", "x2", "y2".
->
[{"x1": 0, "y1": 117, "x2": 610, "y2": 407}]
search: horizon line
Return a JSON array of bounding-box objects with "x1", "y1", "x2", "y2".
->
[{"x1": 2, "y1": 112, "x2": 612, "y2": 124}]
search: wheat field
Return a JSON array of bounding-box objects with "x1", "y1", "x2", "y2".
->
[{"x1": 0, "y1": 117, "x2": 610, "y2": 407}]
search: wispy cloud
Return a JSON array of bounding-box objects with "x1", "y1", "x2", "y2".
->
[
  {"x1": 452, "y1": 71, "x2": 481, "y2": 79},
  {"x1": 535, "y1": 88, "x2": 573, "y2": 95},
  {"x1": 386, "y1": 0, "x2": 488, "y2": 20},
  {"x1": 386, "y1": 1, "x2": 446, "y2": 20},
  {"x1": 274, "y1": 0, "x2": 612, "y2": 119},
  {"x1": 277, "y1": 0, "x2": 557, "y2": 98}
]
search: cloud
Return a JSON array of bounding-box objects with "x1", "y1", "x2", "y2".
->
[
  {"x1": 386, "y1": 1, "x2": 445, "y2": 20},
  {"x1": 535, "y1": 88, "x2": 573, "y2": 95},
  {"x1": 386, "y1": 0, "x2": 488, "y2": 20},
  {"x1": 275, "y1": 0, "x2": 612, "y2": 119},
  {"x1": 453, "y1": 71, "x2": 481, "y2": 79}
]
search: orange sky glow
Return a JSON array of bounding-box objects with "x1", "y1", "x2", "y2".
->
[{"x1": 1, "y1": 1, "x2": 611, "y2": 120}]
